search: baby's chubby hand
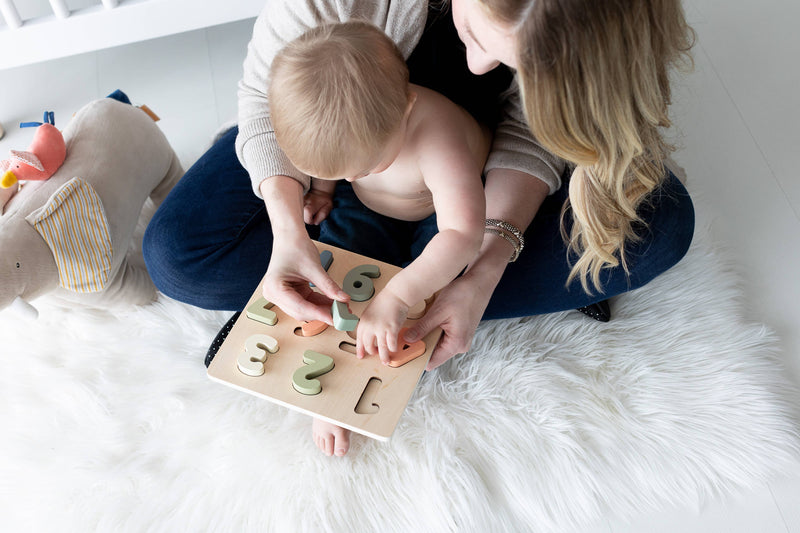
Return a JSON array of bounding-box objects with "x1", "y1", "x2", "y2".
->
[
  {"x1": 356, "y1": 288, "x2": 410, "y2": 364},
  {"x1": 303, "y1": 189, "x2": 334, "y2": 225}
]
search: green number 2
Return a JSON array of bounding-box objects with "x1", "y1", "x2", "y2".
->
[{"x1": 292, "y1": 350, "x2": 335, "y2": 395}]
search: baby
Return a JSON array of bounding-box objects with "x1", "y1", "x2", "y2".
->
[{"x1": 269, "y1": 20, "x2": 489, "y2": 456}]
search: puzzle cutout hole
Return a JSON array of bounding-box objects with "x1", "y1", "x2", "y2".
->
[
  {"x1": 339, "y1": 341, "x2": 357, "y2": 354},
  {"x1": 355, "y1": 377, "x2": 382, "y2": 414}
]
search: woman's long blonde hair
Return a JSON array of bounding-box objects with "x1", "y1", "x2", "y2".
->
[{"x1": 480, "y1": 0, "x2": 694, "y2": 292}]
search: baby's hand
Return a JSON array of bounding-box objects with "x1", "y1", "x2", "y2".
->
[
  {"x1": 303, "y1": 189, "x2": 334, "y2": 225},
  {"x1": 356, "y1": 289, "x2": 409, "y2": 364}
]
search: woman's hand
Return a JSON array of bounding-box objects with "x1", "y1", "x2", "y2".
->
[
  {"x1": 261, "y1": 236, "x2": 349, "y2": 324},
  {"x1": 405, "y1": 168, "x2": 550, "y2": 370},
  {"x1": 259, "y1": 176, "x2": 349, "y2": 324},
  {"x1": 402, "y1": 220, "x2": 524, "y2": 371},
  {"x1": 402, "y1": 269, "x2": 495, "y2": 371}
]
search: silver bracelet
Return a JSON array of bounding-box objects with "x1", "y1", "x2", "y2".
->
[
  {"x1": 485, "y1": 219, "x2": 525, "y2": 262},
  {"x1": 484, "y1": 228, "x2": 521, "y2": 262}
]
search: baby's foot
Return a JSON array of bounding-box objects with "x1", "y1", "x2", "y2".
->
[{"x1": 312, "y1": 418, "x2": 351, "y2": 457}]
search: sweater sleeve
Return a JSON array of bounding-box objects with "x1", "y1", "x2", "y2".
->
[
  {"x1": 485, "y1": 84, "x2": 565, "y2": 195},
  {"x1": 236, "y1": 1, "x2": 330, "y2": 196},
  {"x1": 236, "y1": 0, "x2": 426, "y2": 198}
]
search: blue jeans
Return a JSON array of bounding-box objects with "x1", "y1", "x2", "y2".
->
[{"x1": 143, "y1": 126, "x2": 695, "y2": 316}]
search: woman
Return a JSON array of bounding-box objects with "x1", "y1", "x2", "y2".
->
[{"x1": 144, "y1": 0, "x2": 695, "y2": 372}]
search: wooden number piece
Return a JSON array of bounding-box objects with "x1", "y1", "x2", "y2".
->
[
  {"x1": 310, "y1": 250, "x2": 334, "y2": 288},
  {"x1": 332, "y1": 300, "x2": 359, "y2": 332},
  {"x1": 343, "y1": 264, "x2": 380, "y2": 302},
  {"x1": 407, "y1": 296, "x2": 434, "y2": 320},
  {"x1": 237, "y1": 334, "x2": 279, "y2": 377},
  {"x1": 246, "y1": 297, "x2": 277, "y2": 326},
  {"x1": 319, "y1": 250, "x2": 333, "y2": 271},
  {"x1": 292, "y1": 350, "x2": 335, "y2": 395},
  {"x1": 301, "y1": 320, "x2": 328, "y2": 337},
  {"x1": 386, "y1": 328, "x2": 427, "y2": 368}
]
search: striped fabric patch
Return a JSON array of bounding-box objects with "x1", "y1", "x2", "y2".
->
[{"x1": 30, "y1": 177, "x2": 112, "y2": 293}]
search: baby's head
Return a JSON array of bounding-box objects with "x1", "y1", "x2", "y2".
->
[{"x1": 270, "y1": 21, "x2": 412, "y2": 180}]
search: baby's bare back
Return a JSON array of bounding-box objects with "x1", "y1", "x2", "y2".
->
[{"x1": 352, "y1": 84, "x2": 490, "y2": 222}]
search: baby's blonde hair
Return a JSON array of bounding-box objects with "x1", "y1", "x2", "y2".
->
[
  {"x1": 479, "y1": 0, "x2": 695, "y2": 292},
  {"x1": 270, "y1": 21, "x2": 411, "y2": 178}
]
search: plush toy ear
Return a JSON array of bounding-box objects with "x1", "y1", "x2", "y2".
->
[
  {"x1": 9, "y1": 150, "x2": 45, "y2": 171},
  {"x1": 26, "y1": 177, "x2": 113, "y2": 293}
]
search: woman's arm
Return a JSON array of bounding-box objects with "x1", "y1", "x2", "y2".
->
[
  {"x1": 259, "y1": 176, "x2": 349, "y2": 324},
  {"x1": 404, "y1": 167, "x2": 550, "y2": 370},
  {"x1": 484, "y1": 90, "x2": 564, "y2": 194}
]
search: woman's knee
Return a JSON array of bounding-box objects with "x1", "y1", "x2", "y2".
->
[
  {"x1": 626, "y1": 172, "x2": 695, "y2": 287},
  {"x1": 142, "y1": 203, "x2": 195, "y2": 296}
]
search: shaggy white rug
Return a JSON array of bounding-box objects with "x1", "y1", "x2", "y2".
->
[{"x1": 1, "y1": 211, "x2": 798, "y2": 533}]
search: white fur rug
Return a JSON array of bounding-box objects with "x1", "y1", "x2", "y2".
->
[{"x1": 1, "y1": 216, "x2": 798, "y2": 533}]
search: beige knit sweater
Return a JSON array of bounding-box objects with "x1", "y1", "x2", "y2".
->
[{"x1": 236, "y1": 0, "x2": 564, "y2": 197}]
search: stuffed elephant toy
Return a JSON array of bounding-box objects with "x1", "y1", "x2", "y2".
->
[{"x1": 0, "y1": 93, "x2": 183, "y2": 317}]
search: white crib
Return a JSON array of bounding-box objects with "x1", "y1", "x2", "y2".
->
[{"x1": 0, "y1": 0, "x2": 263, "y2": 71}]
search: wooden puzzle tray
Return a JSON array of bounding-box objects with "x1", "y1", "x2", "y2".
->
[{"x1": 207, "y1": 241, "x2": 441, "y2": 441}]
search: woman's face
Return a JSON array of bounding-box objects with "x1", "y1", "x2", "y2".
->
[{"x1": 451, "y1": 0, "x2": 518, "y2": 74}]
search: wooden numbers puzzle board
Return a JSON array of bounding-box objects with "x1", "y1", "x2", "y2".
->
[{"x1": 207, "y1": 241, "x2": 442, "y2": 441}]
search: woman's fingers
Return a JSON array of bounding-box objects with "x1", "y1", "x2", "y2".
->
[
  {"x1": 426, "y1": 331, "x2": 472, "y2": 370},
  {"x1": 308, "y1": 269, "x2": 350, "y2": 304},
  {"x1": 403, "y1": 303, "x2": 442, "y2": 343},
  {"x1": 399, "y1": 292, "x2": 477, "y2": 371},
  {"x1": 264, "y1": 283, "x2": 325, "y2": 323},
  {"x1": 312, "y1": 204, "x2": 332, "y2": 225}
]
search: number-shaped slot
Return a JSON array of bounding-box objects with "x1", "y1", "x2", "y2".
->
[
  {"x1": 338, "y1": 340, "x2": 357, "y2": 354},
  {"x1": 354, "y1": 377, "x2": 382, "y2": 414}
]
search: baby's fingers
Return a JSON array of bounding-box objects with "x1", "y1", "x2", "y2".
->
[
  {"x1": 377, "y1": 334, "x2": 392, "y2": 366},
  {"x1": 386, "y1": 329, "x2": 399, "y2": 353},
  {"x1": 312, "y1": 204, "x2": 332, "y2": 225},
  {"x1": 356, "y1": 329, "x2": 374, "y2": 359}
]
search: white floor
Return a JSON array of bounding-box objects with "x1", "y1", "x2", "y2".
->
[{"x1": 0, "y1": 1, "x2": 798, "y2": 531}]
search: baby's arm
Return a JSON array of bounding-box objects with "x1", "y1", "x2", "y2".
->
[
  {"x1": 303, "y1": 178, "x2": 336, "y2": 225},
  {"x1": 357, "y1": 134, "x2": 486, "y2": 363}
]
